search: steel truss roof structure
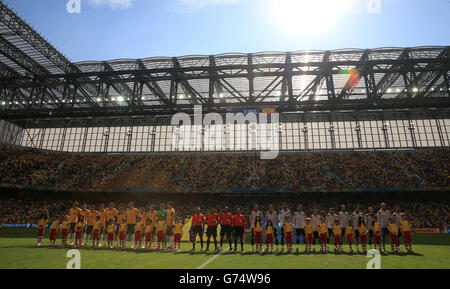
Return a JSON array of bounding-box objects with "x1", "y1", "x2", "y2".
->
[{"x1": 0, "y1": 1, "x2": 449, "y2": 129}]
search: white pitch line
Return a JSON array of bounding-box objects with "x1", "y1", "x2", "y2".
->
[{"x1": 197, "y1": 248, "x2": 230, "y2": 269}]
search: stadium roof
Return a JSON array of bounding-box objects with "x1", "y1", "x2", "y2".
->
[{"x1": 0, "y1": 1, "x2": 449, "y2": 127}]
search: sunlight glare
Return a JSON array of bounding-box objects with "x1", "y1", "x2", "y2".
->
[{"x1": 269, "y1": 0, "x2": 358, "y2": 36}]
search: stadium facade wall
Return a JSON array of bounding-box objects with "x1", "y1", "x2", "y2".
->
[
  {"x1": 0, "y1": 119, "x2": 22, "y2": 146},
  {"x1": 17, "y1": 118, "x2": 450, "y2": 154}
]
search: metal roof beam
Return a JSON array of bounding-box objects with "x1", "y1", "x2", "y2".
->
[
  {"x1": 0, "y1": 3, "x2": 100, "y2": 108},
  {"x1": 172, "y1": 57, "x2": 207, "y2": 104},
  {"x1": 374, "y1": 48, "x2": 411, "y2": 99},
  {"x1": 0, "y1": 34, "x2": 48, "y2": 76},
  {"x1": 0, "y1": 1, "x2": 76, "y2": 73},
  {"x1": 102, "y1": 61, "x2": 134, "y2": 105},
  {"x1": 295, "y1": 52, "x2": 330, "y2": 102},
  {"x1": 337, "y1": 49, "x2": 370, "y2": 99},
  {"x1": 136, "y1": 59, "x2": 171, "y2": 106},
  {"x1": 0, "y1": 35, "x2": 65, "y2": 108},
  {"x1": 398, "y1": 47, "x2": 449, "y2": 98},
  {"x1": 0, "y1": 59, "x2": 18, "y2": 77}
]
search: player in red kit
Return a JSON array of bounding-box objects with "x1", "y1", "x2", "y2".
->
[
  {"x1": 191, "y1": 207, "x2": 205, "y2": 251},
  {"x1": 232, "y1": 208, "x2": 246, "y2": 252},
  {"x1": 219, "y1": 207, "x2": 233, "y2": 251},
  {"x1": 205, "y1": 208, "x2": 219, "y2": 251}
]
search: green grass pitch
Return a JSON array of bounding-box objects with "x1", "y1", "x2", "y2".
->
[{"x1": 0, "y1": 229, "x2": 449, "y2": 269}]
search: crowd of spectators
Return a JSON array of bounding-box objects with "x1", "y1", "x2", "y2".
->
[
  {"x1": 0, "y1": 145, "x2": 448, "y2": 229},
  {"x1": 0, "y1": 198, "x2": 65, "y2": 224},
  {"x1": 0, "y1": 145, "x2": 448, "y2": 192}
]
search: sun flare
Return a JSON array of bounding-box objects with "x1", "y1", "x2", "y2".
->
[{"x1": 268, "y1": 0, "x2": 358, "y2": 36}]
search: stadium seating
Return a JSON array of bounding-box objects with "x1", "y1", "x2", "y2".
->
[
  {"x1": 0, "y1": 145, "x2": 448, "y2": 230},
  {"x1": 0, "y1": 145, "x2": 448, "y2": 192}
]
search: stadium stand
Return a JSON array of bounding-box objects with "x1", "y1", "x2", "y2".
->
[
  {"x1": 0, "y1": 145, "x2": 448, "y2": 192},
  {"x1": 0, "y1": 144, "x2": 448, "y2": 230}
]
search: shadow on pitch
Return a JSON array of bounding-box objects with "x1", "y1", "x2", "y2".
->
[
  {"x1": 2, "y1": 245, "x2": 179, "y2": 254},
  {"x1": 0, "y1": 245, "x2": 424, "y2": 257}
]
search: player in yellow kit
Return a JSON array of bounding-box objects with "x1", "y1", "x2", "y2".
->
[
  {"x1": 106, "y1": 220, "x2": 116, "y2": 249},
  {"x1": 149, "y1": 205, "x2": 159, "y2": 243},
  {"x1": 61, "y1": 215, "x2": 70, "y2": 247},
  {"x1": 85, "y1": 205, "x2": 97, "y2": 246},
  {"x1": 96, "y1": 204, "x2": 107, "y2": 247},
  {"x1": 139, "y1": 207, "x2": 147, "y2": 224},
  {"x1": 36, "y1": 209, "x2": 49, "y2": 246},
  {"x1": 106, "y1": 203, "x2": 119, "y2": 224},
  {"x1": 74, "y1": 215, "x2": 85, "y2": 247},
  {"x1": 167, "y1": 202, "x2": 176, "y2": 226},
  {"x1": 400, "y1": 213, "x2": 413, "y2": 253},
  {"x1": 173, "y1": 219, "x2": 183, "y2": 251},
  {"x1": 107, "y1": 203, "x2": 119, "y2": 241},
  {"x1": 372, "y1": 219, "x2": 382, "y2": 252},
  {"x1": 68, "y1": 202, "x2": 82, "y2": 245},
  {"x1": 283, "y1": 216, "x2": 294, "y2": 253},
  {"x1": 359, "y1": 217, "x2": 368, "y2": 253},
  {"x1": 304, "y1": 218, "x2": 314, "y2": 253},
  {"x1": 265, "y1": 220, "x2": 275, "y2": 253},
  {"x1": 144, "y1": 218, "x2": 154, "y2": 249},
  {"x1": 126, "y1": 202, "x2": 140, "y2": 248},
  {"x1": 156, "y1": 215, "x2": 167, "y2": 250},
  {"x1": 116, "y1": 208, "x2": 127, "y2": 247},
  {"x1": 118, "y1": 217, "x2": 128, "y2": 248},
  {"x1": 388, "y1": 218, "x2": 400, "y2": 253},
  {"x1": 134, "y1": 216, "x2": 145, "y2": 249},
  {"x1": 80, "y1": 204, "x2": 91, "y2": 245},
  {"x1": 345, "y1": 221, "x2": 354, "y2": 253},
  {"x1": 332, "y1": 219, "x2": 342, "y2": 253},
  {"x1": 92, "y1": 215, "x2": 102, "y2": 247},
  {"x1": 253, "y1": 215, "x2": 264, "y2": 253},
  {"x1": 318, "y1": 217, "x2": 329, "y2": 253},
  {"x1": 49, "y1": 217, "x2": 60, "y2": 247}
]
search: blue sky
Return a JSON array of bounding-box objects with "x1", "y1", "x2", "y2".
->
[{"x1": 3, "y1": 0, "x2": 450, "y2": 62}]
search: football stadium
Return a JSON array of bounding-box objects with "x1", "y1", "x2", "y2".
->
[{"x1": 0, "y1": 0, "x2": 449, "y2": 272}]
